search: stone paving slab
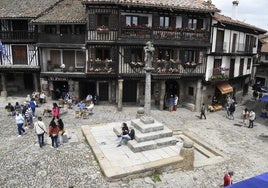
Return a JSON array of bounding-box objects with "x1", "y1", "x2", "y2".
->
[
  {"x1": 1, "y1": 91, "x2": 268, "y2": 187},
  {"x1": 82, "y1": 124, "x2": 183, "y2": 180}
]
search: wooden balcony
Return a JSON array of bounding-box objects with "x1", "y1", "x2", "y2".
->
[
  {"x1": 153, "y1": 29, "x2": 209, "y2": 41},
  {"x1": 87, "y1": 27, "x2": 210, "y2": 44},
  {"x1": 87, "y1": 59, "x2": 116, "y2": 74},
  {"x1": 38, "y1": 33, "x2": 85, "y2": 44},
  {"x1": 0, "y1": 31, "x2": 36, "y2": 42}
]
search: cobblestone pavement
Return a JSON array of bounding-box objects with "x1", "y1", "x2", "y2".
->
[{"x1": 0, "y1": 92, "x2": 268, "y2": 188}]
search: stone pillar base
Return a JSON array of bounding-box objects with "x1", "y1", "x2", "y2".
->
[
  {"x1": 1, "y1": 91, "x2": 7, "y2": 98},
  {"x1": 140, "y1": 115, "x2": 155, "y2": 124},
  {"x1": 180, "y1": 141, "x2": 194, "y2": 171}
]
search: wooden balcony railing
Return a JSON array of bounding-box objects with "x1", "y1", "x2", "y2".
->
[
  {"x1": 0, "y1": 31, "x2": 36, "y2": 42},
  {"x1": 38, "y1": 33, "x2": 85, "y2": 44},
  {"x1": 87, "y1": 59, "x2": 116, "y2": 73}
]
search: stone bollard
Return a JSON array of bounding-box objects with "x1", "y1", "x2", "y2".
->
[
  {"x1": 180, "y1": 141, "x2": 194, "y2": 171},
  {"x1": 136, "y1": 107, "x2": 145, "y2": 119}
]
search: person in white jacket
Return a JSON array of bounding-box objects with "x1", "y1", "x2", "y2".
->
[
  {"x1": 34, "y1": 117, "x2": 47, "y2": 148},
  {"x1": 248, "y1": 110, "x2": 256, "y2": 128},
  {"x1": 15, "y1": 111, "x2": 26, "y2": 137}
]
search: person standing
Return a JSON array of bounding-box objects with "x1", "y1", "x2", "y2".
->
[
  {"x1": 29, "y1": 98, "x2": 36, "y2": 117},
  {"x1": 242, "y1": 108, "x2": 249, "y2": 125},
  {"x1": 34, "y1": 117, "x2": 47, "y2": 148},
  {"x1": 52, "y1": 103, "x2": 60, "y2": 119},
  {"x1": 229, "y1": 103, "x2": 236, "y2": 120},
  {"x1": 248, "y1": 109, "x2": 256, "y2": 128},
  {"x1": 56, "y1": 118, "x2": 65, "y2": 145},
  {"x1": 25, "y1": 104, "x2": 33, "y2": 128},
  {"x1": 168, "y1": 95, "x2": 174, "y2": 112},
  {"x1": 49, "y1": 118, "x2": 60, "y2": 149},
  {"x1": 200, "y1": 103, "x2": 206, "y2": 119},
  {"x1": 15, "y1": 111, "x2": 26, "y2": 137},
  {"x1": 173, "y1": 95, "x2": 179, "y2": 111},
  {"x1": 223, "y1": 171, "x2": 234, "y2": 187}
]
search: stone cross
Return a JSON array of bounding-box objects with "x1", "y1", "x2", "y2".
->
[{"x1": 140, "y1": 41, "x2": 155, "y2": 124}]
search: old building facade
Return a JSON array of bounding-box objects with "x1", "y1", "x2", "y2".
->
[{"x1": 0, "y1": 0, "x2": 266, "y2": 111}]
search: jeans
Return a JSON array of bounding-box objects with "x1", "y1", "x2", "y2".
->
[
  {"x1": 249, "y1": 120, "x2": 254, "y2": 128},
  {"x1": 51, "y1": 135, "x2": 59, "y2": 148},
  {"x1": 37, "y1": 133, "x2": 44, "y2": 148},
  {"x1": 17, "y1": 123, "x2": 25, "y2": 135},
  {"x1": 119, "y1": 134, "x2": 131, "y2": 145}
]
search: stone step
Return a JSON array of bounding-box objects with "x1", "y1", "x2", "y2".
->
[
  {"x1": 131, "y1": 119, "x2": 164, "y2": 133},
  {"x1": 113, "y1": 123, "x2": 173, "y2": 143},
  {"x1": 135, "y1": 127, "x2": 173, "y2": 142},
  {"x1": 128, "y1": 137, "x2": 179, "y2": 153}
]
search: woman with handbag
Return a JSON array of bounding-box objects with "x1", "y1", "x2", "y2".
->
[
  {"x1": 34, "y1": 116, "x2": 47, "y2": 148},
  {"x1": 48, "y1": 118, "x2": 60, "y2": 149}
]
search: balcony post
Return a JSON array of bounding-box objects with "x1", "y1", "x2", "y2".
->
[{"x1": 117, "y1": 79, "x2": 124, "y2": 111}]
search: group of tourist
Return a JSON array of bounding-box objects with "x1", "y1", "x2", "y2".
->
[
  {"x1": 10, "y1": 93, "x2": 67, "y2": 149},
  {"x1": 242, "y1": 108, "x2": 256, "y2": 128},
  {"x1": 166, "y1": 94, "x2": 179, "y2": 112}
]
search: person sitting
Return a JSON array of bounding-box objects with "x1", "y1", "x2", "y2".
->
[
  {"x1": 212, "y1": 96, "x2": 218, "y2": 106},
  {"x1": 117, "y1": 125, "x2": 135, "y2": 147},
  {"x1": 117, "y1": 122, "x2": 129, "y2": 137},
  {"x1": 39, "y1": 92, "x2": 46, "y2": 104},
  {"x1": 77, "y1": 101, "x2": 86, "y2": 110},
  {"x1": 86, "y1": 101, "x2": 94, "y2": 113},
  {"x1": 5, "y1": 103, "x2": 15, "y2": 116}
]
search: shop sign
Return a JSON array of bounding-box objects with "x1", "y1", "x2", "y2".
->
[{"x1": 48, "y1": 77, "x2": 68, "y2": 81}]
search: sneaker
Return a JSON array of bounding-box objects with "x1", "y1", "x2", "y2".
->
[
  {"x1": 18, "y1": 135, "x2": 22, "y2": 137},
  {"x1": 50, "y1": 146, "x2": 54, "y2": 148},
  {"x1": 117, "y1": 144, "x2": 121, "y2": 147}
]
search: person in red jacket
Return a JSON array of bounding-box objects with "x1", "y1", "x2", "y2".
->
[
  {"x1": 52, "y1": 103, "x2": 60, "y2": 118},
  {"x1": 224, "y1": 171, "x2": 234, "y2": 187},
  {"x1": 49, "y1": 118, "x2": 60, "y2": 149}
]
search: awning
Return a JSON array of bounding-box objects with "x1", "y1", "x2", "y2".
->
[
  {"x1": 216, "y1": 82, "x2": 233, "y2": 94},
  {"x1": 227, "y1": 172, "x2": 268, "y2": 188}
]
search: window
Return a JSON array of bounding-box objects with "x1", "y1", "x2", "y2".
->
[
  {"x1": 213, "y1": 59, "x2": 222, "y2": 74},
  {"x1": 50, "y1": 50, "x2": 61, "y2": 67},
  {"x1": 184, "y1": 50, "x2": 196, "y2": 63},
  {"x1": 96, "y1": 48, "x2": 110, "y2": 60},
  {"x1": 239, "y1": 58, "x2": 244, "y2": 75},
  {"x1": 76, "y1": 51, "x2": 86, "y2": 67},
  {"x1": 188, "y1": 87, "x2": 194, "y2": 96},
  {"x1": 126, "y1": 16, "x2": 138, "y2": 27},
  {"x1": 74, "y1": 25, "x2": 85, "y2": 34},
  {"x1": 215, "y1": 30, "x2": 224, "y2": 52},
  {"x1": 158, "y1": 49, "x2": 173, "y2": 60},
  {"x1": 130, "y1": 48, "x2": 143, "y2": 62},
  {"x1": 12, "y1": 46, "x2": 27, "y2": 65},
  {"x1": 60, "y1": 25, "x2": 72, "y2": 34},
  {"x1": 160, "y1": 16, "x2": 170, "y2": 28},
  {"x1": 188, "y1": 18, "x2": 197, "y2": 29},
  {"x1": 44, "y1": 25, "x2": 57, "y2": 34},
  {"x1": 96, "y1": 14, "x2": 109, "y2": 27},
  {"x1": 247, "y1": 58, "x2": 251, "y2": 70},
  {"x1": 63, "y1": 50, "x2": 75, "y2": 68}
]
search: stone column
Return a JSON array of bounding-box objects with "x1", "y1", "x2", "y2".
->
[
  {"x1": 195, "y1": 79, "x2": 202, "y2": 112},
  {"x1": 180, "y1": 141, "x2": 194, "y2": 171},
  {"x1": 117, "y1": 79, "x2": 123, "y2": 111},
  {"x1": 1, "y1": 73, "x2": 7, "y2": 97},
  {"x1": 111, "y1": 80, "x2": 116, "y2": 103},
  {"x1": 140, "y1": 41, "x2": 155, "y2": 124},
  {"x1": 33, "y1": 73, "x2": 39, "y2": 91},
  {"x1": 159, "y1": 80, "x2": 166, "y2": 110}
]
